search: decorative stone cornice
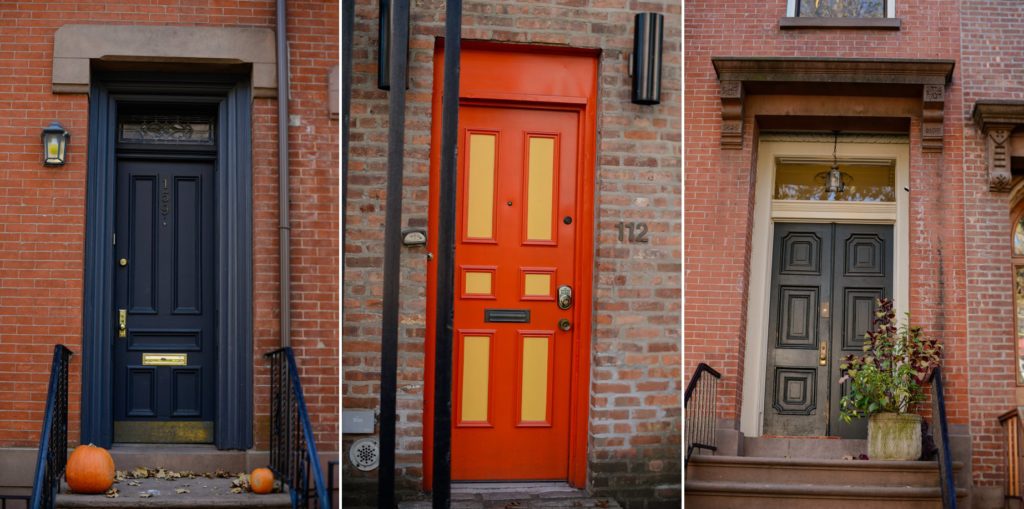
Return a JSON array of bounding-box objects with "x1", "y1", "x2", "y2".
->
[
  {"x1": 711, "y1": 57, "x2": 955, "y2": 151},
  {"x1": 972, "y1": 101, "x2": 1024, "y2": 192}
]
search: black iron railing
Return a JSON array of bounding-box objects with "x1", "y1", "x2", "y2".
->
[
  {"x1": 326, "y1": 460, "x2": 338, "y2": 509},
  {"x1": 0, "y1": 495, "x2": 30, "y2": 509},
  {"x1": 28, "y1": 345, "x2": 72, "y2": 509},
  {"x1": 684, "y1": 362, "x2": 721, "y2": 467},
  {"x1": 266, "y1": 347, "x2": 329, "y2": 509},
  {"x1": 930, "y1": 367, "x2": 956, "y2": 509}
]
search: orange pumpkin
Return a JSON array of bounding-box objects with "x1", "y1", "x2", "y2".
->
[
  {"x1": 250, "y1": 467, "x2": 274, "y2": 494},
  {"x1": 65, "y1": 444, "x2": 115, "y2": 494}
]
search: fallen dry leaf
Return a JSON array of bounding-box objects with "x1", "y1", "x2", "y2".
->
[
  {"x1": 139, "y1": 493, "x2": 152, "y2": 498},
  {"x1": 175, "y1": 488, "x2": 190, "y2": 494},
  {"x1": 105, "y1": 488, "x2": 119, "y2": 498},
  {"x1": 127, "y1": 480, "x2": 141, "y2": 487}
]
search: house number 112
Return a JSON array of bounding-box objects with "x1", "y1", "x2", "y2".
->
[{"x1": 616, "y1": 222, "x2": 649, "y2": 243}]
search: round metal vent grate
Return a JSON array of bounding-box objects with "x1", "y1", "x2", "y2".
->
[{"x1": 349, "y1": 437, "x2": 379, "y2": 471}]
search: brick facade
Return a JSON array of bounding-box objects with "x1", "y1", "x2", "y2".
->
[
  {"x1": 686, "y1": 0, "x2": 1024, "y2": 502},
  {"x1": 0, "y1": 0, "x2": 338, "y2": 458},
  {"x1": 343, "y1": 1, "x2": 681, "y2": 507}
]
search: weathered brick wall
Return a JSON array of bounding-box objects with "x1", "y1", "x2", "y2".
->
[
  {"x1": 0, "y1": 1, "x2": 338, "y2": 454},
  {"x1": 685, "y1": 0, "x2": 973, "y2": 478},
  {"x1": 959, "y1": 0, "x2": 1024, "y2": 488},
  {"x1": 343, "y1": 1, "x2": 681, "y2": 507}
]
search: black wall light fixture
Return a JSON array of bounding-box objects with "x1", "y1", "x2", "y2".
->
[
  {"x1": 630, "y1": 12, "x2": 664, "y2": 105},
  {"x1": 377, "y1": 0, "x2": 410, "y2": 91},
  {"x1": 41, "y1": 121, "x2": 69, "y2": 166}
]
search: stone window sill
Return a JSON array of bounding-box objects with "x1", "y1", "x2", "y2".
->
[{"x1": 779, "y1": 17, "x2": 901, "y2": 30}]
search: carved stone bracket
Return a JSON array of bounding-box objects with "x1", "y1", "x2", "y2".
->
[
  {"x1": 921, "y1": 84, "x2": 946, "y2": 153},
  {"x1": 711, "y1": 57, "x2": 955, "y2": 151},
  {"x1": 973, "y1": 101, "x2": 1024, "y2": 192},
  {"x1": 720, "y1": 80, "x2": 744, "y2": 149}
]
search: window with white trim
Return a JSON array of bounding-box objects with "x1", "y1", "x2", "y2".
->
[{"x1": 787, "y1": 0, "x2": 894, "y2": 18}]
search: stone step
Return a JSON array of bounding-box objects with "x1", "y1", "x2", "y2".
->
[
  {"x1": 398, "y1": 482, "x2": 622, "y2": 509},
  {"x1": 685, "y1": 480, "x2": 967, "y2": 509},
  {"x1": 687, "y1": 455, "x2": 963, "y2": 487},
  {"x1": 56, "y1": 478, "x2": 291, "y2": 509},
  {"x1": 743, "y1": 436, "x2": 868, "y2": 458},
  {"x1": 105, "y1": 445, "x2": 263, "y2": 473}
]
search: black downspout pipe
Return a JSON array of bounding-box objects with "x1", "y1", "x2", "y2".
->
[
  {"x1": 342, "y1": 0, "x2": 353, "y2": 284},
  {"x1": 432, "y1": 0, "x2": 461, "y2": 507},
  {"x1": 276, "y1": 0, "x2": 291, "y2": 348},
  {"x1": 379, "y1": 0, "x2": 409, "y2": 506}
]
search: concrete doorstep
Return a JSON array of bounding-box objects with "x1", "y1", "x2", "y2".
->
[
  {"x1": 56, "y1": 477, "x2": 291, "y2": 508},
  {"x1": 397, "y1": 483, "x2": 622, "y2": 509}
]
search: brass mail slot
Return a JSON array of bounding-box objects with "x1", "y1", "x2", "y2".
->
[{"x1": 142, "y1": 353, "x2": 187, "y2": 366}]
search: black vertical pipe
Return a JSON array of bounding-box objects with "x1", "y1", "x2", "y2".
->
[
  {"x1": 432, "y1": 0, "x2": 461, "y2": 506},
  {"x1": 377, "y1": 0, "x2": 391, "y2": 90},
  {"x1": 342, "y1": 0, "x2": 353, "y2": 284},
  {"x1": 378, "y1": 0, "x2": 409, "y2": 506}
]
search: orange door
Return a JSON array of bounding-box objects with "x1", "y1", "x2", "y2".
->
[{"x1": 451, "y1": 104, "x2": 579, "y2": 480}]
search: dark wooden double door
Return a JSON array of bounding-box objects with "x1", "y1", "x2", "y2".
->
[{"x1": 764, "y1": 223, "x2": 893, "y2": 438}]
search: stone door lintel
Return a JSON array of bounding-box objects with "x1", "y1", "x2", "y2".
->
[
  {"x1": 711, "y1": 57, "x2": 956, "y2": 152},
  {"x1": 53, "y1": 24, "x2": 277, "y2": 98}
]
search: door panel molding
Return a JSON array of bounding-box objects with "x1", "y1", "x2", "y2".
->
[
  {"x1": 81, "y1": 73, "x2": 253, "y2": 449},
  {"x1": 742, "y1": 139, "x2": 909, "y2": 437}
]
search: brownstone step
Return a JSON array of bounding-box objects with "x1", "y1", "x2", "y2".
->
[
  {"x1": 685, "y1": 480, "x2": 967, "y2": 509},
  {"x1": 687, "y1": 455, "x2": 963, "y2": 487}
]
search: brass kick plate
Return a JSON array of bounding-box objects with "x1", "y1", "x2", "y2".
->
[
  {"x1": 142, "y1": 353, "x2": 187, "y2": 366},
  {"x1": 114, "y1": 421, "x2": 213, "y2": 444}
]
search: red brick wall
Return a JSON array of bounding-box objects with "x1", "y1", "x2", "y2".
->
[
  {"x1": 0, "y1": 1, "x2": 338, "y2": 454},
  {"x1": 343, "y1": 1, "x2": 681, "y2": 507},
  {"x1": 959, "y1": 0, "x2": 1024, "y2": 488},
  {"x1": 685, "y1": 0, "x2": 986, "y2": 482}
]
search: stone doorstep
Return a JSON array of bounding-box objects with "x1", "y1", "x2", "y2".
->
[
  {"x1": 56, "y1": 477, "x2": 291, "y2": 508},
  {"x1": 398, "y1": 483, "x2": 622, "y2": 509}
]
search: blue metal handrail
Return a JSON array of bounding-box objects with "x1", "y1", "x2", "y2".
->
[
  {"x1": 930, "y1": 367, "x2": 957, "y2": 509},
  {"x1": 29, "y1": 345, "x2": 73, "y2": 509},
  {"x1": 265, "y1": 347, "x2": 329, "y2": 509}
]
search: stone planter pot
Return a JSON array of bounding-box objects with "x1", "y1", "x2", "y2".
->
[{"x1": 868, "y1": 412, "x2": 922, "y2": 460}]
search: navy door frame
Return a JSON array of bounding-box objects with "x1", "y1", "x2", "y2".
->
[{"x1": 81, "y1": 73, "x2": 254, "y2": 449}]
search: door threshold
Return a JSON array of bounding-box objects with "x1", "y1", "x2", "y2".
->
[{"x1": 451, "y1": 481, "x2": 576, "y2": 493}]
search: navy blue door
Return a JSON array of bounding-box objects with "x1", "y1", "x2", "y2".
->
[{"x1": 113, "y1": 159, "x2": 216, "y2": 443}]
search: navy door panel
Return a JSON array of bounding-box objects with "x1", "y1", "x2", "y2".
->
[{"x1": 113, "y1": 159, "x2": 215, "y2": 442}]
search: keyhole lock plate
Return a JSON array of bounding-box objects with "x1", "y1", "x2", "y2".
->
[
  {"x1": 118, "y1": 309, "x2": 127, "y2": 338},
  {"x1": 557, "y1": 285, "x2": 573, "y2": 310},
  {"x1": 558, "y1": 318, "x2": 572, "y2": 331}
]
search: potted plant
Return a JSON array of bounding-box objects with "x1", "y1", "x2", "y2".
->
[{"x1": 838, "y1": 298, "x2": 943, "y2": 460}]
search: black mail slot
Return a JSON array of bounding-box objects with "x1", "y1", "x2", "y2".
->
[{"x1": 484, "y1": 309, "x2": 531, "y2": 323}]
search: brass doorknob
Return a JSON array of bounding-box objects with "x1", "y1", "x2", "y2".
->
[{"x1": 558, "y1": 318, "x2": 571, "y2": 331}]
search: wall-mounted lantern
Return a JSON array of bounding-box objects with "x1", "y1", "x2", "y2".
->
[
  {"x1": 377, "y1": 0, "x2": 409, "y2": 91},
  {"x1": 630, "y1": 12, "x2": 664, "y2": 105},
  {"x1": 41, "y1": 121, "x2": 69, "y2": 166}
]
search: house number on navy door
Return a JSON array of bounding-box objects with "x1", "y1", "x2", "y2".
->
[{"x1": 615, "y1": 222, "x2": 649, "y2": 243}]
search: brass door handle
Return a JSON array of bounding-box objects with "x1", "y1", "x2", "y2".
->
[
  {"x1": 118, "y1": 309, "x2": 127, "y2": 338},
  {"x1": 819, "y1": 341, "x2": 827, "y2": 366}
]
